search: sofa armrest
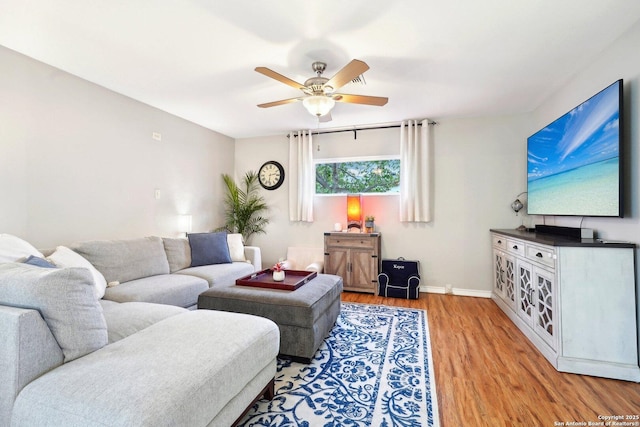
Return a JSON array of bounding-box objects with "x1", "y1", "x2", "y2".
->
[
  {"x1": 305, "y1": 261, "x2": 324, "y2": 273},
  {"x1": 0, "y1": 305, "x2": 64, "y2": 425},
  {"x1": 244, "y1": 246, "x2": 262, "y2": 272}
]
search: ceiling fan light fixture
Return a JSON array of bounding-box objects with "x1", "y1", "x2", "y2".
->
[
  {"x1": 255, "y1": 59, "x2": 387, "y2": 119},
  {"x1": 302, "y1": 95, "x2": 335, "y2": 117}
]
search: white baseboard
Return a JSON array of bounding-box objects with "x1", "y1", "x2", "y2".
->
[{"x1": 420, "y1": 286, "x2": 492, "y2": 299}]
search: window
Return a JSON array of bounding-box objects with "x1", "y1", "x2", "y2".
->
[{"x1": 315, "y1": 157, "x2": 400, "y2": 194}]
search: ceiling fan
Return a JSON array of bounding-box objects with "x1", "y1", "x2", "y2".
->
[{"x1": 255, "y1": 59, "x2": 388, "y2": 121}]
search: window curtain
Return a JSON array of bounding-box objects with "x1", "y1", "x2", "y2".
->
[
  {"x1": 399, "y1": 119, "x2": 433, "y2": 222},
  {"x1": 288, "y1": 130, "x2": 314, "y2": 222}
]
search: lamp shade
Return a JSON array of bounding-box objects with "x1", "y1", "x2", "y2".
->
[
  {"x1": 302, "y1": 95, "x2": 335, "y2": 117},
  {"x1": 346, "y1": 194, "x2": 362, "y2": 230},
  {"x1": 178, "y1": 215, "x2": 192, "y2": 233}
]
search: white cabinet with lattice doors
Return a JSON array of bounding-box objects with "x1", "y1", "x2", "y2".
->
[
  {"x1": 496, "y1": 236, "x2": 559, "y2": 362},
  {"x1": 492, "y1": 248, "x2": 505, "y2": 298},
  {"x1": 492, "y1": 235, "x2": 518, "y2": 311},
  {"x1": 516, "y1": 259, "x2": 557, "y2": 351},
  {"x1": 515, "y1": 260, "x2": 534, "y2": 326},
  {"x1": 492, "y1": 250, "x2": 517, "y2": 309},
  {"x1": 532, "y1": 264, "x2": 556, "y2": 349},
  {"x1": 491, "y1": 229, "x2": 640, "y2": 382}
]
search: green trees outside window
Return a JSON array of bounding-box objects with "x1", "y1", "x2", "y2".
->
[{"x1": 315, "y1": 159, "x2": 400, "y2": 194}]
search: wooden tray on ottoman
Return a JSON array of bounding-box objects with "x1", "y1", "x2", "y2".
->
[{"x1": 236, "y1": 269, "x2": 317, "y2": 291}]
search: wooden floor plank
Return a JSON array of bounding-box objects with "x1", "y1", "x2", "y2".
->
[{"x1": 340, "y1": 292, "x2": 640, "y2": 427}]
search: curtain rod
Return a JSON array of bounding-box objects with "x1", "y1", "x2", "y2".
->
[{"x1": 287, "y1": 120, "x2": 438, "y2": 139}]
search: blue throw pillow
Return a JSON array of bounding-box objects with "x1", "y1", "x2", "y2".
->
[
  {"x1": 188, "y1": 232, "x2": 232, "y2": 267},
  {"x1": 24, "y1": 255, "x2": 57, "y2": 268}
]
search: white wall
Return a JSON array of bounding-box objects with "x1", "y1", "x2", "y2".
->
[
  {"x1": 0, "y1": 46, "x2": 235, "y2": 248},
  {"x1": 235, "y1": 114, "x2": 530, "y2": 294}
]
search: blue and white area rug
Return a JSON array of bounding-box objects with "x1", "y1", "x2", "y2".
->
[{"x1": 239, "y1": 303, "x2": 440, "y2": 427}]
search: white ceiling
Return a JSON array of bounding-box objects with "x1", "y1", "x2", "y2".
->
[{"x1": 2, "y1": 1, "x2": 640, "y2": 139}]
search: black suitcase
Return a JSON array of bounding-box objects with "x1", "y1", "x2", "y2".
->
[{"x1": 377, "y1": 257, "x2": 421, "y2": 299}]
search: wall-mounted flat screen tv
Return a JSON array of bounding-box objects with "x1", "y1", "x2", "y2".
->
[{"x1": 527, "y1": 79, "x2": 623, "y2": 217}]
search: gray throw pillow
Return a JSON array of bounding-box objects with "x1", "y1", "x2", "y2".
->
[
  {"x1": 162, "y1": 237, "x2": 191, "y2": 273},
  {"x1": 0, "y1": 263, "x2": 108, "y2": 362},
  {"x1": 71, "y1": 236, "x2": 170, "y2": 284},
  {"x1": 188, "y1": 232, "x2": 232, "y2": 267}
]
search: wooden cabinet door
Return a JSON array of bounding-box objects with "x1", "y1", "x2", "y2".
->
[
  {"x1": 326, "y1": 247, "x2": 349, "y2": 279},
  {"x1": 349, "y1": 248, "x2": 376, "y2": 292}
]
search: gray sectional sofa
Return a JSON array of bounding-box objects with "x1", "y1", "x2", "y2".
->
[
  {"x1": 0, "y1": 234, "x2": 278, "y2": 427},
  {"x1": 69, "y1": 236, "x2": 261, "y2": 309}
]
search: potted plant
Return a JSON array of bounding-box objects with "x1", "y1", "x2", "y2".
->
[
  {"x1": 365, "y1": 216, "x2": 375, "y2": 233},
  {"x1": 272, "y1": 262, "x2": 285, "y2": 281},
  {"x1": 217, "y1": 171, "x2": 269, "y2": 244}
]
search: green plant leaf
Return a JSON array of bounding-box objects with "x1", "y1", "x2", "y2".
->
[{"x1": 219, "y1": 171, "x2": 269, "y2": 244}]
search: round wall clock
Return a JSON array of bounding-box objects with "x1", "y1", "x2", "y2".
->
[{"x1": 258, "y1": 160, "x2": 285, "y2": 190}]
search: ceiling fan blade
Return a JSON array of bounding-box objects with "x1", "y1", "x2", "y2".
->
[
  {"x1": 325, "y1": 59, "x2": 370, "y2": 91},
  {"x1": 333, "y1": 93, "x2": 388, "y2": 106},
  {"x1": 319, "y1": 112, "x2": 332, "y2": 123},
  {"x1": 255, "y1": 67, "x2": 306, "y2": 91},
  {"x1": 257, "y1": 97, "x2": 301, "y2": 108}
]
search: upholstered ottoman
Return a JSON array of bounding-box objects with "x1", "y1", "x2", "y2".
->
[{"x1": 198, "y1": 273, "x2": 343, "y2": 362}]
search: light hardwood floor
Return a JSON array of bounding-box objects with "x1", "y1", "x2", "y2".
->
[{"x1": 341, "y1": 291, "x2": 640, "y2": 427}]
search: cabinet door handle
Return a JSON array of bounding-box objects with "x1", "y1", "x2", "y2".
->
[
  {"x1": 536, "y1": 252, "x2": 543, "y2": 258},
  {"x1": 513, "y1": 245, "x2": 518, "y2": 250},
  {"x1": 497, "y1": 240, "x2": 502, "y2": 244}
]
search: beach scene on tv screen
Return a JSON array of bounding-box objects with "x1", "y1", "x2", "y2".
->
[{"x1": 527, "y1": 81, "x2": 620, "y2": 216}]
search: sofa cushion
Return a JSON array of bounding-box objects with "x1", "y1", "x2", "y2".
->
[
  {"x1": 102, "y1": 274, "x2": 209, "y2": 308},
  {"x1": 188, "y1": 232, "x2": 231, "y2": 267},
  {"x1": 162, "y1": 237, "x2": 191, "y2": 273},
  {"x1": 10, "y1": 310, "x2": 279, "y2": 427},
  {"x1": 99, "y1": 300, "x2": 187, "y2": 343},
  {"x1": 0, "y1": 263, "x2": 108, "y2": 362},
  {"x1": 71, "y1": 236, "x2": 170, "y2": 284},
  {"x1": 47, "y1": 246, "x2": 108, "y2": 299},
  {"x1": 0, "y1": 234, "x2": 44, "y2": 263},
  {"x1": 227, "y1": 233, "x2": 246, "y2": 262},
  {"x1": 176, "y1": 262, "x2": 254, "y2": 287}
]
